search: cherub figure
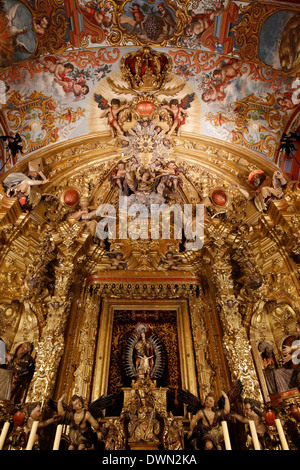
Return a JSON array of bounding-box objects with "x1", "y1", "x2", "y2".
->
[
  {"x1": 188, "y1": 1, "x2": 225, "y2": 46},
  {"x1": 151, "y1": 157, "x2": 163, "y2": 173},
  {"x1": 40, "y1": 56, "x2": 74, "y2": 80},
  {"x1": 188, "y1": 392, "x2": 230, "y2": 450},
  {"x1": 31, "y1": 15, "x2": 50, "y2": 39},
  {"x1": 25, "y1": 402, "x2": 59, "y2": 450},
  {"x1": 156, "y1": 160, "x2": 184, "y2": 194},
  {"x1": 275, "y1": 90, "x2": 296, "y2": 111},
  {"x1": 212, "y1": 59, "x2": 243, "y2": 86},
  {"x1": 158, "y1": 251, "x2": 182, "y2": 270},
  {"x1": 275, "y1": 78, "x2": 300, "y2": 110},
  {"x1": 94, "y1": 95, "x2": 128, "y2": 136},
  {"x1": 108, "y1": 160, "x2": 127, "y2": 192},
  {"x1": 54, "y1": 75, "x2": 89, "y2": 101},
  {"x1": 106, "y1": 252, "x2": 127, "y2": 270},
  {"x1": 191, "y1": 1, "x2": 224, "y2": 31},
  {"x1": 137, "y1": 169, "x2": 154, "y2": 193},
  {"x1": 290, "y1": 77, "x2": 300, "y2": 106},
  {"x1": 79, "y1": 1, "x2": 112, "y2": 28},
  {"x1": 163, "y1": 93, "x2": 195, "y2": 135},
  {"x1": 201, "y1": 83, "x2": 226, "y2": 104}
]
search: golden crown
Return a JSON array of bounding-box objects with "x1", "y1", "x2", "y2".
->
[{"x1": 120, "y1": 47, "x2": 173, "y2": 92}]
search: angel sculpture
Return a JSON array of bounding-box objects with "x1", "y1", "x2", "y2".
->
[
  {"x1": 157, "y1": 251, "x2": 183, "y2": 270},
  {"x1": 178, "y1": 380, "x2": 243, "y2": 450},
  {"x1": 94, "y1": 94, "x2": 128, "y2": 136},
  {"x1": 2, "y1": 157, "x2": 50, "y2": 212},
  {"x1": 101, "y1": 418, "x2": 124, "y2": 450},
  {"x1": 162, "y1": 93, "x2": 195, "y2": 136},
  {"x1": 106, "y1": 251, "x2": 128, "y2": 270},
  {"x1": 231, "y1": 398, "x2": 268, "y2": 450},
  {"x1": 233, "y1": 169, "x2": 287, "y2": 212},
  {"x1": 50, "y1": 393, "x2": 115, "y2": 450}
]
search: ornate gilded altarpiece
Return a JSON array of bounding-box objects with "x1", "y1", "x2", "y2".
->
[{"x1": 0, "y1": 15, "x2": 299, "y2": 448}]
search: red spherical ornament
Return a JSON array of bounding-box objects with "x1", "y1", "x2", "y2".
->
[
  {"x1": 265, "y1": 409, "x2": 276, "y2": 425},
  {"x1": 18, "y1": 197, "x2": 27, "y2": 206},
  {"x1": 137, "y1": 101, "x2": 154, "y2": 115},
  {"x1": 64, "y1": 189, "x2": 79, "y2": 207},
  {"x1": 289, "y1": 404, "x2": 300, "y2": 422},
  {"x1": 13, "y1": 411, "x2": 25, "y2": 427},
  {"x1": 212, "y1": 189, "x2": 227, "y2": 206}
]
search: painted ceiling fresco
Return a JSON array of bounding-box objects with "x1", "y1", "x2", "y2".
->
[{"x1": 0, "y1": 0, "x2": 299, "y2": 175}]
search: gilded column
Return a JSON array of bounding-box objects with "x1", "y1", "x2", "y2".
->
[
  {"x1": 27, "y1": 298, "x2": 71, "y2": 403},
  {"x1": 72, "y1": 290, "x2": 101, "y2": 399},
  {"x1": 26, "y1": 260, "x2": 74, "y2": 403},
  {"x1": 188, "y1": 293, "x2": 212, "y2": 399},
  {"x1": 26, "y1": 217, "x2": 90, "y2": 402},
  {"x1": 209, "y1": 255, "x2": 262, "y2": 401}
]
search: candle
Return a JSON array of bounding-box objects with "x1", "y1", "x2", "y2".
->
[
  {"x1": 53, "y1": 424, "x2": 63, "y2": 450},
  {"x1": 26, "y1": 420, "x2": 39, "y2": 450},
  {"x1": 249, "y1": 420, "x2": 261, "y2": 450},
  {"x1": 221, "y1": 420, "x2": 232, "y2": 450},
  {"x1": 0, "y1": 422, "x2": 10, "y2": 450},
  {"x1": 275, "y1": 418, "x2": 289, "y2": 450}
]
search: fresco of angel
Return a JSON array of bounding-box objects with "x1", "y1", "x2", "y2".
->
[
  {"x1": 31, "y1": 15, "x2": 50, "y2": 39},
  {"x1": 212, "y1": 59, "x2": 243, "y2": 87},
  {"x1": 201, "y1": 83, "x2": 226, "y2": 104},
  {"x1": 179, "y1": 0, "x2": 225, "y2": 49},
  {"x1": 40, "y1": 56, "x2": 75, "y2": 81},
  {"x1": 178, "y1": 380, "x2": 243, "y2": 450},
  {"x1": 94, "y1": 94, "x2": 129, "y2": 136},
  {"x1": 54, "y1": 74, "x2": 89, "y2": 102},
  {"x1": 78, "y1": 1, "x2": 113, "y2": 29},
  {"x1": 5, "y1": 3, "x2": 33, "y2": 57},
  {"x1": 162, "y1": 93, "x2": 195, "y2": 136}
]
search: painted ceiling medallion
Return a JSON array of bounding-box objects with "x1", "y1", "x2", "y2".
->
[{"x1": 114, "y1": 0, "x2": 187, "y2": 47}]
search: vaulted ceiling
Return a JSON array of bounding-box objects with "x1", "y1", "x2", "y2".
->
[{"x1": 0, "y1": 0, "x2": 299, "y2": 179}]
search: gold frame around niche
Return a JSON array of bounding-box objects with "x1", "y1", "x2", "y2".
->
[{"x1": 91, "y1": 298, "x2": 198, "y2": 403}]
